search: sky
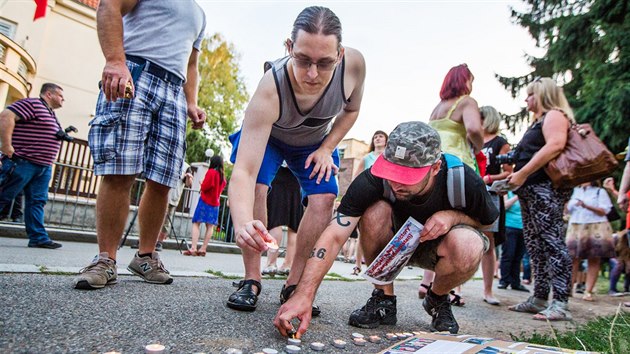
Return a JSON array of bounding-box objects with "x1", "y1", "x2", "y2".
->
[{"x1": 197, "y1": 0, "x2": 542, "y2": 144}]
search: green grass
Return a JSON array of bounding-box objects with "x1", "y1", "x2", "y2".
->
[
  {"x1": 205, "y1": 269, "x2": 241, "y2": 279},
  {"x1": 37, "y1": 265, "x2": 75, "y2": 276},
  {"x1": 512, "y1": 309, "x2": 630, "y2": 354}
]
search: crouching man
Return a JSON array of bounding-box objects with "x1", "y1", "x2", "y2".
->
[{"x1": 274, "y1": 121, "x2": 498, "y2": 336}]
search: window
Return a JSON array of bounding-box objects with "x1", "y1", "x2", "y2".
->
[
  {"x1": 0, "y1": 18, "x2": 17, "y2": 39},
  {"x1": 17, "y1": 60, "x2": 27, "y2": 78},
  {"x1": 338, "y1": 148, "x2": 345, "y2": 159},
  {"x1": 0, "y1": 44, "x2": 5, "y2": 63}
]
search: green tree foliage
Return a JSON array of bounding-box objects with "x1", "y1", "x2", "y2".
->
[
  {"x1": 497, "y1": 0, "x2": 629, "y2": 154},
  {"x1": 186, "y1": 33, "x2": 249, "y2": 164}
]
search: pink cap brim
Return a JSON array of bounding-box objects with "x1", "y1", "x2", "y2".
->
[{"x1": 371, "y1": 154, "x2": 432, "y2": 185}]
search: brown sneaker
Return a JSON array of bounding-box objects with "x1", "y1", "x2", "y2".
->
[
  {"x1": 127, "y1": 252, "x2": 173, "y2": 284},
  {"x1": 74, "y1": 252, "x2": 118, "y2": 290}
]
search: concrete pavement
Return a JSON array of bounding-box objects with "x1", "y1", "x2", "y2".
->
[{"x1": 1, "y1": 235, "x2": 628, "y2": 353}]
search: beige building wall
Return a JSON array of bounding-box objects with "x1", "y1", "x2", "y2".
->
[{"x1": 0, "y1": 0, "x2": 102, "y2": 140}]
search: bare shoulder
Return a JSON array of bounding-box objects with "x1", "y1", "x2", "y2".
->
[
  {"x1": 244, "y1": 70, "x2": 280, "y2": 125},
  {"x1": 343, "y1": 47, "x2": 366, "y2": 79},
  {"x1": 460, "y1": 95, "x2": 479, "y2": 107}
]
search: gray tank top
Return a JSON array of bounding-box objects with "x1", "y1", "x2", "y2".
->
[{"x1": 266, "y1": 56, "x2": 347, "y2": 146}]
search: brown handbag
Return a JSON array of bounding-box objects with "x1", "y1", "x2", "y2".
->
[{"x1": 545, "y1": 123, "x2": 618, "y2": 188}]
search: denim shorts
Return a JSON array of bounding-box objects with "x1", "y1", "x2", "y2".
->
[
  {"x1": 88, "y1": 60, "x2": 187, "y2": 188},
  {"x1": 229, "y1": 130, "x2": 340, "y2": 199}
]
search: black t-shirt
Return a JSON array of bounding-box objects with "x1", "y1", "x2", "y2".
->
[
  {"x1": 338, "y1": 156, "x2": 499, "y2": 227},
  {"x1": 482, "y1": 135, "x2": 509, "y2": 176}
]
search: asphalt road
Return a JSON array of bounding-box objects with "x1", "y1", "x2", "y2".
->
[{"x1": 1, "y1": 236, "x2": 627, "y2": 353}]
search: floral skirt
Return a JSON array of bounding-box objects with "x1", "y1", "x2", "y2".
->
[{"x1": 566, "y1": 221, "x2": 615, "y2": 259}]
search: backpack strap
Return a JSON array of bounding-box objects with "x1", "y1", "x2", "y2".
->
[
  {"x1": 444, "y1": 153, "x2": 466, "y2": 209},
  {"x1": 381, "y1": 153, "x2": 466, "y2": 209}
]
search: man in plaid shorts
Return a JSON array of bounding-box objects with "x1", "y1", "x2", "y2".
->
[{"x1": 74, "y1": 0, "x2": 206, "y2": 290}]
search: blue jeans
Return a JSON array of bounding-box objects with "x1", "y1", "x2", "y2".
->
[{"x1": 0, "y1": 157, "x2": 52, "y2": 245}]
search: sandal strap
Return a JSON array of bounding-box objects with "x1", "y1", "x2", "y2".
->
[{"x1": 232, "y1": 279, "x2": 262, "y2": 295}]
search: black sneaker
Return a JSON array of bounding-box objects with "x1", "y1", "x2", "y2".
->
[
  {"x1": 422, "y1": 289, "x2": 459, "y2": 334},
  {"x1": 28, "y1": 241, "x2": 62, "y2": 249},
  {"x1": 348, "y1": 289, "x2": 397, "y2": 329}
]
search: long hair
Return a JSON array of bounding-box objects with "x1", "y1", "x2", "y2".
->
[
  {"x1": 480, "y1": 106, "x2": 502, "y2": 135},
  {"x1": 291, "y1": 6, "x2": 342, "y2": 50},
  {"x1": 526, "y1": 77, "x2": 575, "y2": 122},
  {"x1": 369, "y1": 130, "x2": 389, "y2": 152},
  {"x1": 439, "y1": 64, "x2": 473, "y2": 100},
  {"x1": 209, "y1": 155, "x2": 225, "y2": 182}
]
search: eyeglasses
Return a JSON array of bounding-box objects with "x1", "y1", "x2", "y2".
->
[{"x1": 290, "y1": 54, "x2": 338, "y2": 72}]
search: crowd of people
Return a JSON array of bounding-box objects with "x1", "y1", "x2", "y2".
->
[{"x1": 1, "y1": 2, "x2": 629, "y2": 339}]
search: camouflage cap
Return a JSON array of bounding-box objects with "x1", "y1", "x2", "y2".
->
[{"x1": 371, "y1": 122, "x2": 442, "y2": 185}]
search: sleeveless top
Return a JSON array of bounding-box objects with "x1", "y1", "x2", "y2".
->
[
  {"x1": 265, "y1": 56, "x2": 348, "y2": 146},
  {"x1": 429, "y1": 96, "x2": 476, "y2": 169},
  {"x1": 363, "y1": 152, "x2": 378, "y2": 170},
  {"x1": 514, "y1": 115, "x2": 549, "y2": 186}
]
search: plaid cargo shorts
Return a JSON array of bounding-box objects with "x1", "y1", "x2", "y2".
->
[{"x1": 88, "y1": 60, "x2": 187, "y2": 188}]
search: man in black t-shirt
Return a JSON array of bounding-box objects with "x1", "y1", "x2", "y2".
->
[{"x1": 274, "y1": 122, "x2": 498, "y2": 336}]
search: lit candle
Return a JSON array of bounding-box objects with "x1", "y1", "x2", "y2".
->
[
  {"x1": 353, "y1": 338, "x2": 367, "y2": 346},
  {"x1": 368, "y1": 335, "x2": 382, "y2": 343},
  {"x1": 386, "y1": 333, "x2": 398, "y2": 340},
  {"x1": 288, "y1": 338, "x2": 301, "y2": 345},
  {"x1": 332, "y1": 339, "x2": 347, "y2": 349}
]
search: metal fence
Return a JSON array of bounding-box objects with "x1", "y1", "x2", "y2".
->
[{"x1": 0, "y1": 138, "x2": 235, "y2": 244}]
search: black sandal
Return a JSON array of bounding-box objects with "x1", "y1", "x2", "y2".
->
[
  {"x1": 449, "y1": 290, "x2": 466, "y2": 307},
  {"x1": 226, "y1": 279, "x2": 262, "y2": 312},
  {"x1": 418, "y1": 283, "x2": 431, "y2": 299},
  {"x1": 280, "y1": 284, "x2": 321, "y2": 317}
]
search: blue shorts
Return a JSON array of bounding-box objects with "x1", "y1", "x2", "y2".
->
[
  {"x1": 192, "y1": 198, "x2": 219, "y2": 225},
  {"x1": 229, "y1": 130, "x2": 340, "y2": 199},
  {"x1": 88, "y1": 60, "x2": 187, "y2": 188}
]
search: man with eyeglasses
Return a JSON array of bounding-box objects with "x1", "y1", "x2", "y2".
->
[
  {"x1": 227, "y1": 6, "x2": 366, "y2": 314},
  {"x1": 274, "y1": 122, "x2": 498, "y2": 336}
]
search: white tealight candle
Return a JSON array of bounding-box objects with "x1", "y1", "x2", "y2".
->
[
  {"x1": 287, "y1": 338, "x2": 301, "y2": 345},
  {"x1": 285, "y1": 344, "x2": 301, "y2": 353},
  {"x1": 262, "y1": 349, "x2": 278, "y2": 354},
  {"x1": 386, "y1": 333, "x2": 398, "y2": 340},
  {"x1": 353, "y1": 338, "x2": 367, "y2": 346},
  {"x1": 368, "y1": 335, "x2": 382, "y2": 343},
  {"x1": 332, "y1": 339, "x2": 346, "y2": 349},
  {"x1": 224, "y1": 349, "x2": 242, "y2": 354},
  {"x1": 351, "y1": 332, "x2": 364, "y2": 339},
  {"x1": 402, "y1": 332, "x2": 413, "y2": 338},
  {"x1": 310, "y1": 342, "x2": 325, "y2": 351},
  {"x1": 145, "y1": 344, "x2": 165, "y2": 354}
]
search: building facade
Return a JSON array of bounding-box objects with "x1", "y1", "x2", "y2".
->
[
  {"x1": 0, "y1": 0, "x2": 101, "y2": 140},
  {"x1": 337, "y1": 137, "x2": 369, "y2": 197}
]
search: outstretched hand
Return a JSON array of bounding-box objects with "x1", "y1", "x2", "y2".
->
[
  {"x1": 234, "y1": 220, "x2": 273, "y2": 253},
  {"x1": 305, "y1": 148, "x2": 338, "y2": 185},
  {"x1": 274, "y1": 294, "x2": 312, "y2": 338}
]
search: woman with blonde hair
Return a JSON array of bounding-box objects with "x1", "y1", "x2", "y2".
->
[{"x1": 507, "y1": 77, "x2": 574, "y2": 321}]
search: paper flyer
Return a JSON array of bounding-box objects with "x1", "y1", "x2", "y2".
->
[
  {"x1": 488, "y1": 179, "x2": 515, "y2": 193},
  {"x1": 363, "y1": 217, "x2": 423, "y2": 285}
]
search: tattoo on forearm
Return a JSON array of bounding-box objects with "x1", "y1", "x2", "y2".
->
[
  {"x1": 309, "y1": 248, "x2": 327, "y2": 260},
  {"x1": 334, "y1": 211, "x2": 351, "y2": 227}
]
